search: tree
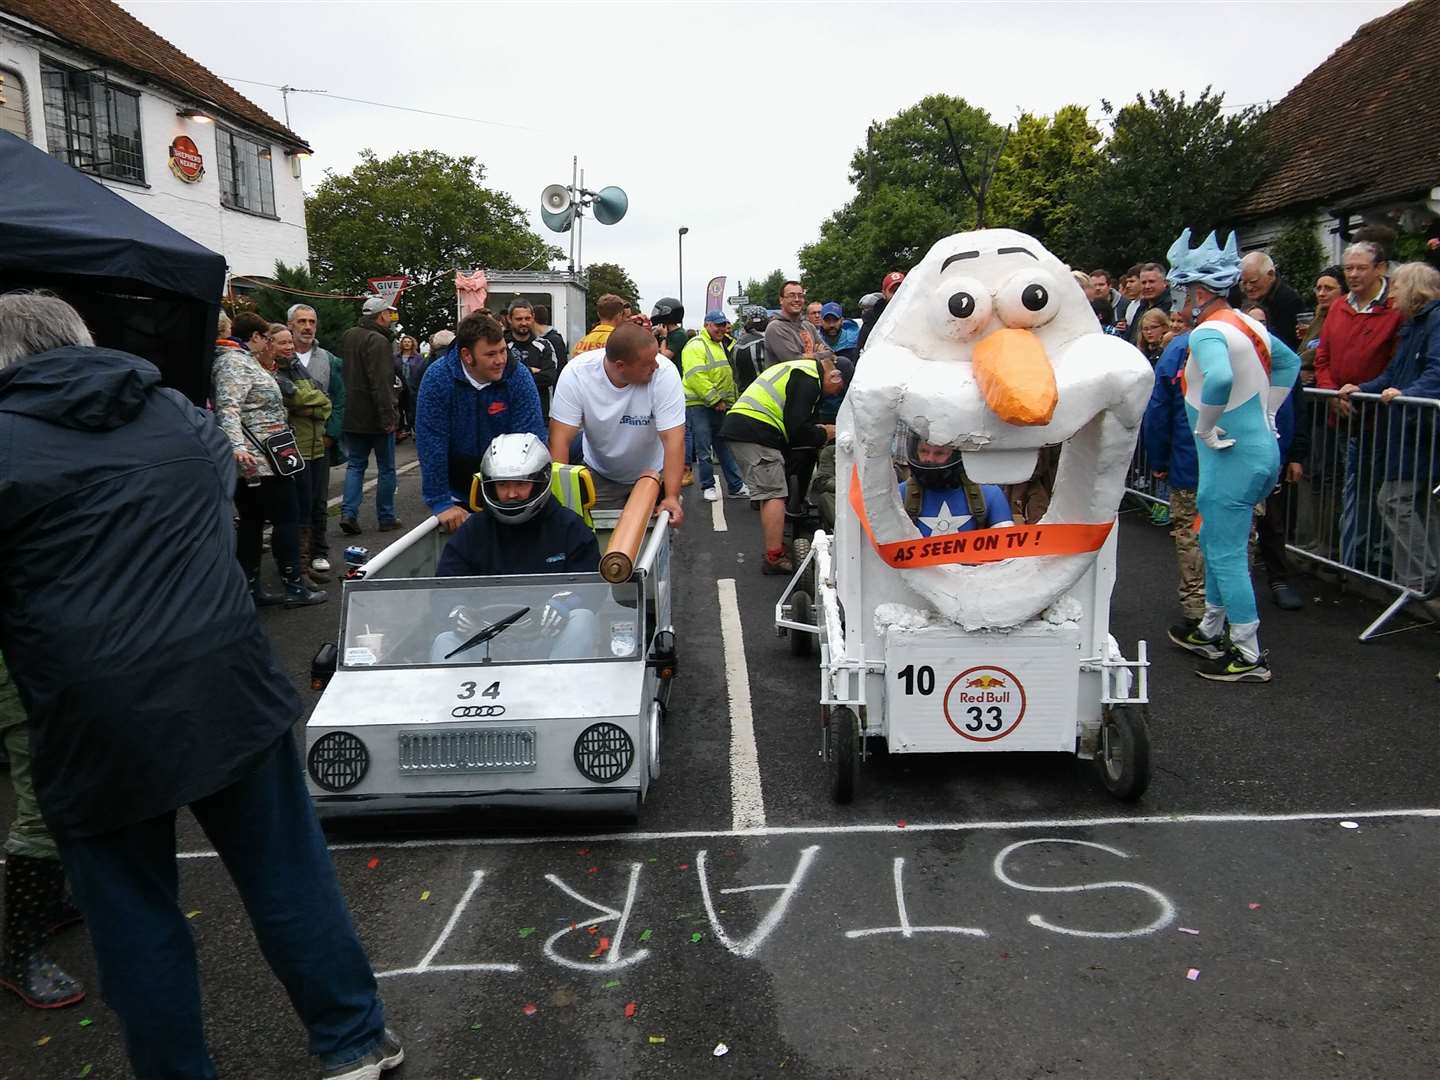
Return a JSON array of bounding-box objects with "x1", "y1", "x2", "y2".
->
[
  {"x1": 988, "y1": 106, "x2": 1102, "y2": 251},
  {"x1": 246, "y1": 261, "x2": 358, "y2": 352},
  {"x1": 305, "y1": 149, "x2": 562, "y2": 337},
  {"x1": 1267, "y1": 217, "x2": 1325, "y2": 299},
  {"x1": 580, "y1": 262, "x2": 640, "y2": 328},
  {"x1": 739, "y1": 269, "x2": 787, "y2": 310},
  {"x1": 797, "y1": 95, "x2": 1007, "y2": 310},
  {"x1": 1059, "y1": 89, "x2": 1270, "y2": 273}
]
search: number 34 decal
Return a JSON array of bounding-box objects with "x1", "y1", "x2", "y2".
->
[{"x1": 457, "y1": 681, "x2": 501, "y2": 701}]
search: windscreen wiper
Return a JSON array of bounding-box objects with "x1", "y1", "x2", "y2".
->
[{"x1": 444, "y1": 606, "x2": 531, "y2": 659}]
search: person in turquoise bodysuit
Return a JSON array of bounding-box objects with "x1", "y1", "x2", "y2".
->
[{"x1": 1164, "y1": 229, "x2": 1301, "y2": 683}]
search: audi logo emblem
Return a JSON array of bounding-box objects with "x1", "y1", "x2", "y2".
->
[{"x1": 451, "y1": 705, "x2": 507, "y2": 718}]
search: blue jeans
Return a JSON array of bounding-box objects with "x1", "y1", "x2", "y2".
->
[
  {"x1": 686, "y1": 405, "x2": 744, "y2": 493},
  {"x1": 1339, "y1": 436, "x2": 1388, "y2": 574},
  {"x1": 342, "y1": 432, "x2": 397, "y2": 524},
  {"x1": 57, "y1": 736, "x2": 386, "y2": 1080}
]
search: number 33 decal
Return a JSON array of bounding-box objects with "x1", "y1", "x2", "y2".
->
[
  {"x1": 457, "y1": 681, "x2": 502, "y2": 700},
  {"x1": 964, "y1": 705, "x2": 1004, "y2": 732}
]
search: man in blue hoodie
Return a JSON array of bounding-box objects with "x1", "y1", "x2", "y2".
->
[{"x1": 416, "y1": 310, "x2": 547, "y2": 531}]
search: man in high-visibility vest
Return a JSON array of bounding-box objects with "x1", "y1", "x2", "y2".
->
[
  {"x1": 720, "y1": 354, "x2": 843, "y2": 573},
  {"x1": 682, "y1": 310, "x2": 748, "y2": 502}
]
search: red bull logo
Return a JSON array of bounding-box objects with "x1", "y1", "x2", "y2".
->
[{"x1": 964, "y1": 674, "x2": 1007, "y2": 690}]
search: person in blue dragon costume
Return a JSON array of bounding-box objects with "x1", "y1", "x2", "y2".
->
[{"x1": 1164, "y1": 229, "x2": 1301, "y2": 683}]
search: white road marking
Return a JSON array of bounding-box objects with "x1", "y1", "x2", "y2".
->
[
  {"x1": 718, "y1": 578, "x2": 767, "y2": 830},
  {"x1": 326, "y1": 459, "x2": 420, "y2": 509},
  {"x1": 845, "y1": 857, "x2": 988, "y2": 939},
  {"x1": 376, "y1": 870, "x2": 522, "y2": 977},
  {"x1": 170, "y1": 807, "x2": 1440, "y2": 860},
  {"x1": 696, "y1": 845, "x2": 819, "y2": 958},
  {"x1": 542, "y1": 863, "x2": 651, "y2": 971},
  {"x1": 711, "y1": 490, "x2": 727, "y2": 532},
  {"x1": 992, "y1": 838, "x2": 1176, "y2": 939}
]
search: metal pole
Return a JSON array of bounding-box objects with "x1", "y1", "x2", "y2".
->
[
  {"x1": 568, "y1": 155, "x2": 577, "y2": 273},
  {"x1": 577, "y1": 168, "x2": 585, "y2": 275},
  {"x1": 678, "y1": 226, "x2": 689, "y2": 316}
]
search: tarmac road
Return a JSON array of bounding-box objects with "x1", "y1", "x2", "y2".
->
[{"x1": 3, "y1": 443, "x2": 1437, "y2": 1080}]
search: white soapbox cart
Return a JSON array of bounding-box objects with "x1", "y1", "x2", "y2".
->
[
  {"x1": 777, "y1": 458, "x2": 1152, "y2": 804},
  {"x1": 305, "y1": 474, "x2": 675, "y2": 821}
]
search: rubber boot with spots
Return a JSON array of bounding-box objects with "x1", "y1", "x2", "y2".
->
[{"x1": 0, "y1": 853, "x2": 86, "y2": 1008}]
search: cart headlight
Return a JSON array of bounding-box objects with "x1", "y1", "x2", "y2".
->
[
  {"x1": 573, "y1": 723, "x2": 634, "y2": 784},
  {"x1": 308, "y1": 731, "x2": 370, "y2": 792}
]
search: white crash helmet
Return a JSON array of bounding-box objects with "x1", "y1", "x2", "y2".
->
[{"x1": 480, "y1": 433, "x2": 552, "y2": 524}]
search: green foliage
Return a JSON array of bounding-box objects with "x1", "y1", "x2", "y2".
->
[
  {"x1": 798, "y1": 95, "x2": 1007, "y2": 310},
  {"x1": 739, "y1": 269, "x2": 787, "y2": 310},
  {"x1": 1060, "y1": 89, "x2": 1270, "y2": 273},
  {"x1": 581, "y1": 262, "x2": 640, "y2": 328},
  {"x1": 305, "y1": 149, "x2": 562, "y2": 337},
  {"x1": 1267, "y1": 217, "x2": 1325, "y2": 300},
  {"x1": 988, "y1": 106, "x2": 1102, "y2": 251},
  {"x1": 246, "y1": 262, "x2": 357, "y2": 352}
]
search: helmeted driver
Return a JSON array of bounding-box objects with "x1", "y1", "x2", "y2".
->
[
  {"x1": 432, "y1": 434, "x2": 602, "y2": 662},
  {"x1": 899, "y1": 435, "x2": 1015, "y2": 537},
  {"x1": 437, "y1": 433, "x2": 599, "y2": 576}
]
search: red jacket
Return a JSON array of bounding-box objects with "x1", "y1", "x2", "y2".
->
[{"x1": 1314, "y1": 291, "x2": 1404, "y2": 388}]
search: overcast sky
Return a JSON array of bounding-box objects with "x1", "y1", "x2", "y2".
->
[{"x1": 124, "y1": 0, "x2": 1405, "y2": 322}]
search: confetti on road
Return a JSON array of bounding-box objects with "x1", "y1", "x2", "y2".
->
[
  {"x1": 678, "y1": 863, "x2": 690, "y2": 870},
  {"x1": 1186, "y1": 968, "x2": 1201, "y2": 981},
  {"x1": 587, "y1": 866, "x2": 599, "y2": 875},
  {"x1": 36, "y1": 1036, "x2": 51, "y2": 1047},
  {"x1": 639, "y1": 929, "x2": 653, "y2": 942},
  {"x1": 522, "y1": 1003, "x2": 538, "y2": 1017},
  {"x1": 420, "y1": 890, "x2": 431, "y2": 902},
  {"x1": 470, "y1": 1024, "x2": 483, "y2": 1031},
  {"x1": 897, "y1": 820, "x2": 908, "y2": 829},
  {"x1": 690, "y1": 932, "x2": 703, "y2": 944},
  {"x1": 1248, "y1": 903, "x2": 1262, "y2": 910},
  {"x1": 518, "y1": 927, "x2": 536, "y2": 938},
  {"x1": 578, "y1": 848, "x2": 590, "y2": 855},
  {"x1": 602, "y1": 980, "x2": 620, "y2": 989},
  {"x1": 714, "y1": 1043, "x2": 730, "y2": 1057},
  {"x1": 367, "y1": 857, "x2": 380, "y2": 870},
  {"x1": 587, "y1": 926, "x2": 599, "y2": 935},
  {"x1": 186, "y1": 910, "x2": 201, "y2": 919},
  {"x1": 79, "y1": 1018, "x2": 93, "y2": 1027},
  {"x1": 1339, "y1": 821, "x2": 1359, "y2": 829},
  {"x1": 1178, "y1": 927, "x2": 1200, "y2": 935},
  {"x1": 590, "y1": 938, "x2": 610, "y2": 958},
  {"x1": 624, "y1": 1002, "x2": 637, "y2": 1018},
  {"x1": 78, "y1": 1067, "x2": 93, "y2": 1078},
  {"x1": 648, "y1": 1035, "x2": 666, "y2": 1045}
]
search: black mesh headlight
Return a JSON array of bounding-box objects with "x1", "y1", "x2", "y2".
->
[
  {"x1": 573, "y1": 723, "x2": 634, "y2": 784},
  {"x1": 308, "y1": 732, "x2": 370, "y2": 792}
]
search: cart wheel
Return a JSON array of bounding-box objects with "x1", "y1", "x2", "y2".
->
[
  {"x1": 828, "y1": 705, "x2": 860, "y2": 804},
  {"x1": 1096, "y1": 704, "x2": 1151, "y2": 801},
  {"x1": 789, "y1": 591, "x2": 815, "y2": 658}
]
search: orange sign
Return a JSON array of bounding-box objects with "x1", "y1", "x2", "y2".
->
[
  {"x1": 847, "y1": 465, "x2": 1114, "y2": 568},
  {"x1": 169, "y1": 135, "x2": 204, "y2": 182}
]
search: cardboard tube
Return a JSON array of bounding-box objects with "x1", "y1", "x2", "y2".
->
[{"x1": 599, "y1": 471, "x2": 661, "y2": 583}]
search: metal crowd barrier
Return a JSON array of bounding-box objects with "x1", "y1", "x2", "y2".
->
[{"x1": 1125, "y1": 387, "x2": 1440, "y2": 641}]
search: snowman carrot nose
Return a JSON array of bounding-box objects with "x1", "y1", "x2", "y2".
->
[{"x1": 972, "y1": 328, "x2": 1058, "y2": 426}]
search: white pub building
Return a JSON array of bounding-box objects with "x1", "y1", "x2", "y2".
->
[{"x1": 0, "y1": 0, "x2": 311, "y2": 278}]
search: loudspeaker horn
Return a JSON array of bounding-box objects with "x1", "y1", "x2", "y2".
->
[
  {"x1": 541, "y1": 183, "x2": 572, "y2": 213},
  {"x1": 592, "y1": 185, "x2": 629, "y2": 226},
  {"x1": 541, "y1": 205, "x2": 574, "y2": 233}
]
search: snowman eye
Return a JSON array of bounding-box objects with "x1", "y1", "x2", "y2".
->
[
  {"x1": 931, "y1": 274, "x2": 992, "y2": 341},
  {"x1": 995, "y1": 270, "x2": 1061, "y2": 329}
]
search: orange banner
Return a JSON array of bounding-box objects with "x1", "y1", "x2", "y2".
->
[{"x1": 847, "y1": 466, "x2": 1114, "y2": 568}]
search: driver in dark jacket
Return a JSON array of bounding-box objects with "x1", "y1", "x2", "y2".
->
[
  {"x1": 433, "y1": 434, "x2": 600, "y2": 661},
  {"x1": 0, "y1": 294, "x2": 402, "y2": 1080}
]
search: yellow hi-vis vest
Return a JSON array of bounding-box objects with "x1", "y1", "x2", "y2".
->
[
  {"x1": 466, "y1": 463, "x2": 595, "y2": 528},
  {"x1": 727, "y1": 358, "x2": 819, "y2": 439}
]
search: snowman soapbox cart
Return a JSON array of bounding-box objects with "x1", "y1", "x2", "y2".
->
[
  {"x1": 776, "y1": 229, "x2": 1157, "y2": 803},
  {"x1": 305, "y1": 470, "x2": 675, "y2": 820}
]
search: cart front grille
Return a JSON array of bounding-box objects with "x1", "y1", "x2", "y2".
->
[{"x1": 397, "y1": 727, "x2": 537, "y2": 775}]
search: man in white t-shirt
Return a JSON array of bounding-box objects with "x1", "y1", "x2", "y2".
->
[{"x1": 548, "y1": 322, "x2": 686, "y2": 526}]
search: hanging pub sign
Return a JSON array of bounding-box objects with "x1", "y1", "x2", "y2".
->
[{"x1": 169, "y1": 135, "x2": 204, "y2": 183}]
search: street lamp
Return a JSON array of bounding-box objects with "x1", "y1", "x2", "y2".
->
[{"x1": 678, "y1": 226, "x2": 689, "y2": 319}]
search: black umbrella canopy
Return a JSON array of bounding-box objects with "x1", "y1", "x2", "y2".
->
[{"x1": 0, "y1": 132, "x2": 227, "y2": 403}]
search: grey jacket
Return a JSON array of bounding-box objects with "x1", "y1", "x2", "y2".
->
[{"x1": 763, "y1": 314, "x2": 835, "y2": 370}]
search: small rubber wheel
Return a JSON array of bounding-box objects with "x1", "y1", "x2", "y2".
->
[
  {"x1": 1096, "y1": 704, "x2": 1152, "y2": 801},
  {"x1": 789, "y1": 591, "x2": 815, "y2": 658},
  {"x1": 828, "y1": 705, "x2": 860, "y2": 804}
]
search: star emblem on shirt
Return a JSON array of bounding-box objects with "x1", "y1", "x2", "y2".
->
[{"x1": 918, "y1": 498, "x2": 971, "y2": 535}]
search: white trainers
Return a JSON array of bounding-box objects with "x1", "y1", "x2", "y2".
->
[
  {"x1": 311, "y1": 556, "x2": 332, "y2": 574},
  {"x1": 727, "y1": 484, "x2": 751, "y2": 499},
  {"x1": 703, "y1": 486, "x2": 720, "y2": 502}
]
